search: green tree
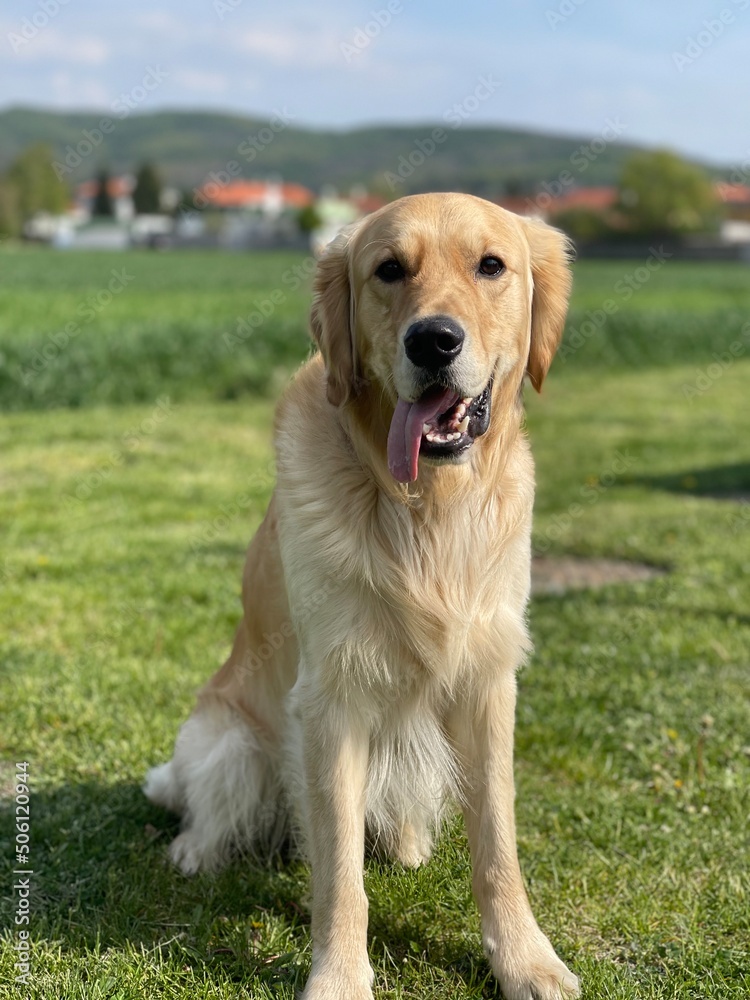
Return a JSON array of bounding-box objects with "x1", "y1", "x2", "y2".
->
[
  {"x1": 616, "y1": 150, "x2": 720, "y2": 238},
  {"x1": 6, "y1": 143, "x2": 68, "y2": 221},
  {"x1": 550, "y1": 207, "x2": 613, "y2": 244},
  {"x1": 132, "y1": 162, "x2": 162, "y2": 214},
  {"x1": 297, "y1": 203, "x2": 322, "y2": 233},
  {"x1": 92, "y1": 168, "x2": 114, "y2": 218},
  {"x1": 0, "y1": 178, "x2": 22, "y2": 239}
]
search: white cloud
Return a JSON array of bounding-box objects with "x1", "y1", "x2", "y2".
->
[
  {"x1": 233, "y1": 28, "x2": 344, "y2": 70},
  {"x1": 10, "y1": 29, "x2": 109, "y2": 65},
  {"x1": 130, "y1": 10, "x2": 194, "y2": 45}
]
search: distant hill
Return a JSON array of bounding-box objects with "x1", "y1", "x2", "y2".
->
[{"x1": 0, "y1": 106, "x2": 717, "y2": 198}]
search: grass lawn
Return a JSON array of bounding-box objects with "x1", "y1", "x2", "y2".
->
[{"x1": 1, "y1": 249, "x2": 749, "y2": 998}]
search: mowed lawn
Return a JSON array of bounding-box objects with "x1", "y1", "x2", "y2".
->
[{"x1": 0, "y1": 248, "x2": 749, "y2": 999}]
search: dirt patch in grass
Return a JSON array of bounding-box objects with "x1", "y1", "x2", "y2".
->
[{"x1": 532, "y1": 557, "x2": 665, "y2": 595}]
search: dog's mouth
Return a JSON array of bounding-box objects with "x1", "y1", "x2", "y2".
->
[{"x1": 387, "y1": 380, "x2": 493, "y2": 484}]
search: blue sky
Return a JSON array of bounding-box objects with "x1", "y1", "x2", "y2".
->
[{"x1": 2, "y1": 0, "x2": 749, "y2": 165}]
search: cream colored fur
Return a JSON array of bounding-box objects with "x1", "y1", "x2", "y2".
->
[{"x1": 145, "y1": 193, "x2": 579, "y2": 999}]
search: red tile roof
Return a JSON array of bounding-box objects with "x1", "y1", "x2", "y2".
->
[
  {"x1": 716, "y1": 182, "x2": 750, "y2": 204},
  {"x1": 196, "y1": 180, "x2": 314, "y2": 209},
  {"x1": 77, "y1": 176, "x2": 133, "y2": 199},
  {"x1": 351, "y1": 193, "x2": 388, "y2": 215},
  {"x1": 553, "y1": 187, "x2": 618, "y2": 211}
]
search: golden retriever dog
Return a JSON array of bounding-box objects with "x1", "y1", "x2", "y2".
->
[{"x1": 145, "y1": 192, "x2": 578, "y2": 999}]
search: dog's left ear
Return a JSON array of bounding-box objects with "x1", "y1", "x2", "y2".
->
[
  {"x1": 310, "y1": 225, "x2": 361, "y2": 407},
  {"x1": 522, "y1": 219, "x2": 574, "y2": 392}
]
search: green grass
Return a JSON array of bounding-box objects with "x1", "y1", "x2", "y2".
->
[
  {"x1": 0, "y1": 247, "x2": 315, "y2": 411},
  {"x1": 1, "y1": 249, "x2": 749, "y2": 998},
  {"x1": 1, "y1": 250, "x2": 748, "y2": 411}
]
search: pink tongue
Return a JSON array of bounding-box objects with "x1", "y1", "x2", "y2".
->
[{"x1": 387, "y1": 387, "x2": 459, "y2": 483}]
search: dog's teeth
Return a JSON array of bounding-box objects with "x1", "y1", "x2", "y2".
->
[
  {"x1": 425, "y1": 432, "x2": 437, "y2": 442},
  {"x1": 422, "y1": 423, "x2": 432, "y2": 434},
  {"x1": 462, "y1": 396, "x2": 473, "y2": 406},
  {"x1": 457, "y1": 416, "x2": 470, "y2": 433}
]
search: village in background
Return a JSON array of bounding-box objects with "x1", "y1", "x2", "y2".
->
[{"x1": 1, "y1": 126, "x2": 750, "y2": 259}]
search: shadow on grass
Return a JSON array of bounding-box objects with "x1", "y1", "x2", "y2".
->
[
  {"x1": 8, "y1": 779, "x2": 308, "y2": 991},
  {"x1": 636, "y1": 462, "x2": 750, "y2": 499},
  {"x1": 14, "y1": 780, "x2": 495, "y2": 993}
]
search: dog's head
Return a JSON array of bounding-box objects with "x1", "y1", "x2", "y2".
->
[{"x1": 311, "y1": 193, "x2": 572, "y2": 483}]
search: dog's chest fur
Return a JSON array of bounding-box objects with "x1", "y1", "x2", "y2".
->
[
  {"x1": 278, "y1": 445, "x2": 532, "y2": 701},
  {"x1": 275, "y1": 363, "x2": 534, "y2": 705}
]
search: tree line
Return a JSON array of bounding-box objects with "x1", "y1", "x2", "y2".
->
[{"x1": 0, "y1": 144, "x2": 163, "y2": 238}]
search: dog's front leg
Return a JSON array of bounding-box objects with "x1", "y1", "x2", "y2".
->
[
  {"x1": 448, "y1": 673, "x2": 579, "y2": 1000},
  {"x1": 297, "y1": 687, "x2": 374, "y2": 1000}
]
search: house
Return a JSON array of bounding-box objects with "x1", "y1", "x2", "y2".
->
[
  {"x1": 76, "y1": 175, "x2": 136, "y2": 223},
  {"x1": 193, "y1": 179, "x2": 314, "y2": 213},
  {"x1": 187, "y1": 179, "x2": 315, "y2": 249},
  {"x1": 496, "y1": 186, "x2": 617, "y2": 220}
]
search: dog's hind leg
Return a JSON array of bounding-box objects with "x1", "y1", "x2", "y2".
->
[{"x1": 145, "y1": 699, "x2": 281, "y2": 875}]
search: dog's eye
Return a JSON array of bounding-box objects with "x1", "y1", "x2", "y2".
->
[
  {"x1": 478, "y1": 256, "x2": 504, "y2": 277},
  {"x1": 375, "y1": 259, "x2": 406, "y2": 283}
]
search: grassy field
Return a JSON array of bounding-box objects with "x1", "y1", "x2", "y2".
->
[{"x1": 0, "y1": 248, "x2": 749, "y2": 999}]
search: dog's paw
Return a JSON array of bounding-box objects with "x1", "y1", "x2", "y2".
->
[
  {"x1": 168, "y1": 831, "x2": 221, "y2": 876},
  {"x1": 300, "y1": 983, "x2": 373, "y2": 1000},
  {"x1": 487, "y1": 927, "x2": 579, "y2": 1000},
  {"x1": 392, "y1": 821, "x2": 433, "y2": 868},
  {"x1": 300, "y1": 976, "x2": 374, "y2": 1000},
  {"x1": 300, "y1": 960, "x2": 374, "y2": 1000}
]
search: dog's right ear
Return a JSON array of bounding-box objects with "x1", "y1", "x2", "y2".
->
[{"x1": 310, "y1": 226, "x2": 360, "y2": 407}]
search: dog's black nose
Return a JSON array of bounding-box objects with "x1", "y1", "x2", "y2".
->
[{"x1": 404, "y1": 316, "x2": 465, "y2": 371}]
